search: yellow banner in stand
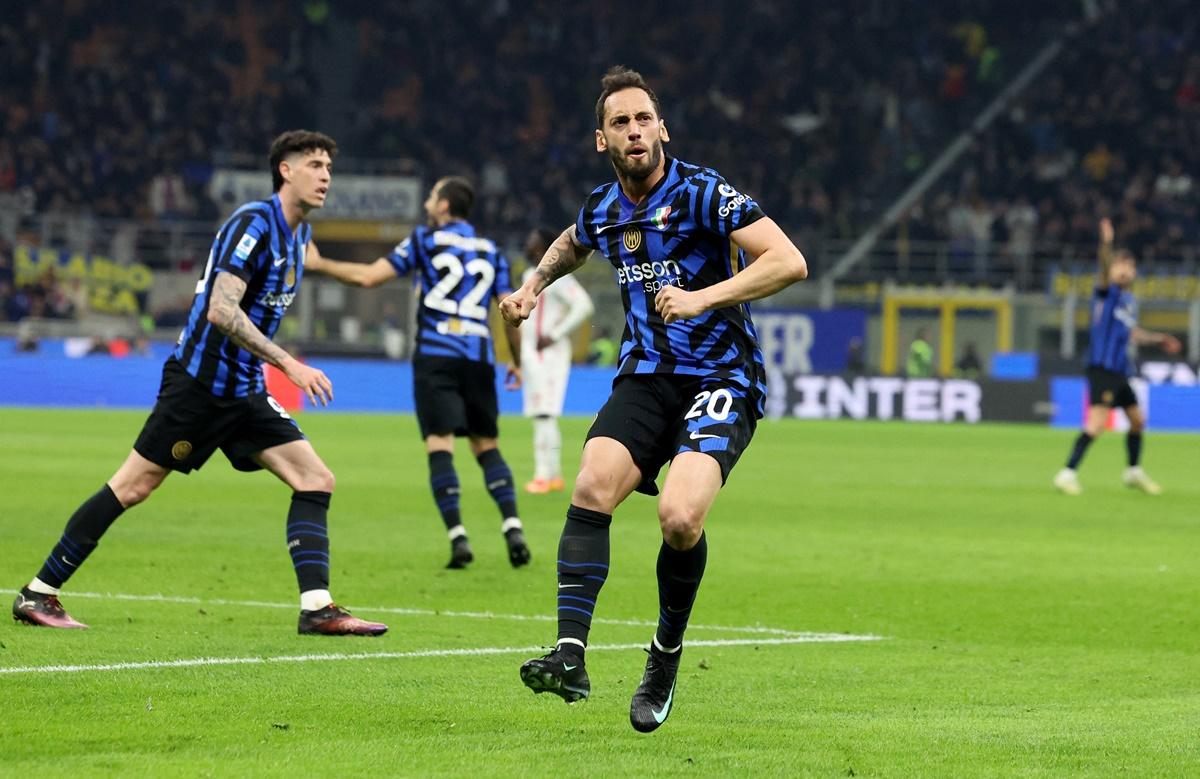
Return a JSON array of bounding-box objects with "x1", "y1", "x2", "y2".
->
[{"x1": 13, "y1": 245, "x2": 154, "y2": 316}]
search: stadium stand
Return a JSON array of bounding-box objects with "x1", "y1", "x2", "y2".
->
[
  {"x1": 886, "y1": 0, "x2": 1199, "y2": 284},
  {"x1": 0, "y1": 0, "x2": 1190, "y2": 317}
]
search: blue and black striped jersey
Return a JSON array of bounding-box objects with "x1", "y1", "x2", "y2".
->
[
  {"x1": 1087, "y1": 285, "x2": 1137, "y2": 375},
  {"x1": 574, "y1": 157, "x2": 768, "y2": 416},
  {"x1": 388, "y1": 221, "x2": 512, "y2": 363},
  {"x1": 174, "y1": 194, "x2": 309, "y2": 397}
]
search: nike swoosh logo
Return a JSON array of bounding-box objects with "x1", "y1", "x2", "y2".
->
[
  {"x1": 689, "y1": 432, "x2": 720, "y2": 440},
  {"x1": 61, "y1": 556, "x2": 77, "y2": 567},
  {"x1": 563, "y1": 664, "x2": 578, "y2": 672},
  {"x1": 652, "y1": 680, "x2": 676, "y2": 724},
  {"x1": 273, "y1": 256, "x2": 287, "y2": 267}
]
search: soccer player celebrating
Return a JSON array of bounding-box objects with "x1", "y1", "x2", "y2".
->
[
  {"x1": 304, "y1": 177, "x2": 531, "y2": 570},
  {"x1": 518, "y1": 227, "x2": 595, "y2": 495},
  {"x1": 1053, "y1": 218, "x2": 1181, "y2": 496},
  {"x1": 501, "y1": 67, "x2": 807, "y2": 731},
  {"x1": 12, "y1": 131, "x2": 387, "y2": 636}
]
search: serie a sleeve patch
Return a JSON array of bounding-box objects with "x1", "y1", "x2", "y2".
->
[{"x1": 234, "y1": 233, "x2": 259, "y2": 261}]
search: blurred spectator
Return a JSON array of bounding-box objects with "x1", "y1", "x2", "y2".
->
[
  {"x1": 955, "y1": 342, "x2": 982, "y2": 379},
  {"x1": 845, "y1": 337, "x2": 866, "y2": 376},
  {"x1": 906, "y1": 328, "x2": 934, "y2": 378},
  {"x1": 587, "y1": 326, "x2": 618, "y2": 367}
]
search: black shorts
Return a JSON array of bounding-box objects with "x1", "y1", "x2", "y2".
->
[
  {"x1": 586, "y1": 374, "x2": 758, "y2": 496},
  {"x1": 412, "y1": 356, "x2": 499, "y2": 439},
  {"x1": 1086, "y1": 366, "x2": 1137, "y2": 408},
  {"x1": 133, "y1": 358, "x2": 306, "y2": 473}
]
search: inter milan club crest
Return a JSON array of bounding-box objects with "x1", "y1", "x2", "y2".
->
[
  {"x1": 286, "y1": 266, "x2": 296, "y2": 287},
  {"x1": 623, "y1": 228, "x2": 642, "y2": 253},
  {"x1": 171, "y1": 440, "x2": 193, "y2": 460}
]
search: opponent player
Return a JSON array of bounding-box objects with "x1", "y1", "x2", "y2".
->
[
  {"x1": 12, "y1": 130, "x2": 387, "y2": 636},
  {"x1": 1054, "y1": 218, "x2": 1180, "y2": 495},
  {"x1": 519, "y1": 227, "x2": 595, "y2": 494},
  {"x1": 501, "y1": 67, "x2": 807, "y2": 732},
  {"x1": 304, "y1": 177, "x2": 531, "y2": 570}
]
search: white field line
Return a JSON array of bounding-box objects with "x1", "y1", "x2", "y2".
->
[
  {"x1": 60, "y1": 590, "x2": 844, "y2": 639},
  {"x1": 0, "y1": 635, "x2": 880, "y2": 676}
]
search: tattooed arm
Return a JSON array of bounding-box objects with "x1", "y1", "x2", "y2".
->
[
  {"x1": 499, "y1": 225, "x2": 591, "y2": 326},
  {"x1": 206, "y1": 272, "x2": 333, "y2": 405}
]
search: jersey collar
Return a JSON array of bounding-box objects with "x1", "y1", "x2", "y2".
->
[{"x1": 270, "y1": 193, "x2": 302, "y2": 241}]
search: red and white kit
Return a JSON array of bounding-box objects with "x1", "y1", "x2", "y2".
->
[
  {"x1": 520, "y1": 268, "x2": 594, "y2": 490},
  {"x1": 520, "y1": 268, "x2": 594, "y2": 417}
]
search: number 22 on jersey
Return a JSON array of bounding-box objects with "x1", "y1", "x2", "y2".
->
[{"x1": 424, "y1": 252, "x2": 495, "y2": 321}]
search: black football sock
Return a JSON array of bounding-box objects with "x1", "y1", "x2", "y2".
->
[
  {"x1": 428, "y1": 451, "x2": 463, "y2": 534},
  {"x1": 1065, "y1": 433, "x2": 1094, "y2": 470},
  {"x1": 477, "y1": 448, "x2": 518, "y2": 520},
  {"x1": 35, "y1": 485, "x2": 126, "y2": 589},
  {"x1": 287, "y1": 491, "x2": 331, "y2": 595},
  {"x1": 654, "y1": 532, "x2": 708, "y2": 651},
  {"x1": 556, "y1": 504, "x2": 612, "y2": 657},
  {"x1": 1126, "y1": 432, "x2": 1143, "y2": 467}
]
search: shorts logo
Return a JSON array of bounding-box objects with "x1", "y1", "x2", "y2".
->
[
  {"x1": 1102, "y1": 390, "x2": 1114, "y2": 404},
  {"x1": 171, "y1": 440, "x2": 193, "y2": 460},
  {"x1": 267, "y1": 396, "x2": 292, "y2": 420},
  {"x1": 623, "y1": 228, "x2": 642, "y2": 253},
  {"x1": 286, "y1": 266, "x2": 296, "y2": 287}
]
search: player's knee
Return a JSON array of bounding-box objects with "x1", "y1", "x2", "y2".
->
[
  {"x1": 289, "y1": 463, "x2": 335, "y2": 493},
  {"x1": 308, "y1": 466, "x2": 336, "y2": 493},
  {"x1": 570, "y1": 470, "x2": 618, "y2": 514},
  {"x1": 1128, "y1": 418, "x2": 1145, "y2": 434},
  {"x1": 658, "y1": 504, "x2": 704, "y2": 550},
  {"x1": 114, "y1": 476, "x2": 159, "y2": 507}
]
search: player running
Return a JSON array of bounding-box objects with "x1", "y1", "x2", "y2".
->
[
  {"x1": 501, "y1": 67, "x2": 807, "y2": 732},
  {"x1": 518, "y1": 227, "x2": 595, "y2": 495},
  {"x1": 1054, "y1": 218, "x2": 1180, "y2": 496},
  {"x1": 12, "y1": 130, "x2": 387, "y2": 636},
  {"x1": 304, "y1": 177, "x2": 531, "y2": 570}
]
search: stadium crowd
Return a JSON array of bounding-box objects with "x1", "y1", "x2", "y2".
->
[
  {"x1": 2, "y1": 2, "x2": 1067, "y2": 244},
  {"x1": 2, "y1": 1, "x2": 1191, "y2": 300},
  {"x1": 892, "y1": 0, "x2": 1199, "y2": 278},
  {"x1": 0, "y1": 1, "x2": 322, "y2": 222},
  {"x1": 345, "y1": 1, "x2": 1067, "y2": 245}
]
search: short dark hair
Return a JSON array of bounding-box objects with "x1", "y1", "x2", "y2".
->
[
  {"x1": 269, "y1": 130, "x2": 338, "y2": 191},
  {"x1": 529, "y1": 226, "x2": 558, "y2": 250},
  {"x1": 436, "y1": 176, "x2": 475, "y2": 218},
  {"x1": 594, "y1": 65, "x2": 661, "y2": 128}
]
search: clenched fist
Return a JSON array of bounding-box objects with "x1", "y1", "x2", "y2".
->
[
  {"x1": 655, "y1": 285, "x2": 709, "y2": 324},
  {"x1": 500, "y1": 287, "x2": 538, "y2": 326}
]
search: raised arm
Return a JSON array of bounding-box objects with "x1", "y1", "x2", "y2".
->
[
  {"x1": 1097, "y1": 218, "x2": 1114, "y2": 289},
  {"x1": 207, "y1": 272, "x2": 333, "y2": 405},
  {"x1": 654, "y1": 217, "x2": 807, "y2": 324},
  {"x1": 305, "y1": 241, "x2": 398, "y2": 288},
  {"x1": 500, "y1": 225, "x2": 591, "y2": 325}
]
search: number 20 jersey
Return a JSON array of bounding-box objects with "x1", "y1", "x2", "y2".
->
[
  {"x1": 388, "y1": 220, "x2": 513, "y2": 364},
  {"x1": 574, "y1": 156, "x2": 769, "y2": 417}
]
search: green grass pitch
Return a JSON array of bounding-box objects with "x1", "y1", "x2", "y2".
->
[{"x1": 1, "y1": 408, "x2": 1198, "y2": 777}]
